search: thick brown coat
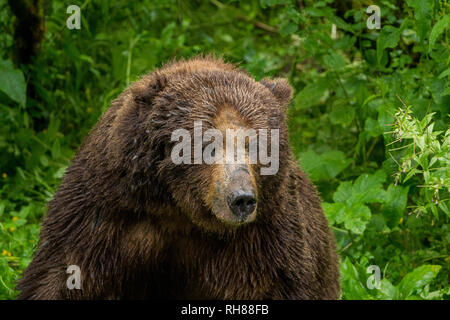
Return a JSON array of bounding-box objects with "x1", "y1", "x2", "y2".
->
[{"x1": 17, "y1": 56, "x2": 340, "y2": 299}]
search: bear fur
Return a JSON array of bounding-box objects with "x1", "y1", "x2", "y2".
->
[{"x1": 17, "y1": 56, "x2": 340, "y2": 299}]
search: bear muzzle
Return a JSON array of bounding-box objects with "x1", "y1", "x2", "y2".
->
[
  {"x1": 227, "y1": 190, "x2": 257, "y2": 222},
  {"x1": 210, "y1": 164, "x2": 258, "y2": 225}
]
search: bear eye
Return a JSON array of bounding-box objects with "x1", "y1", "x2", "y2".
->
[{"x1": 268, "y1": 111, "x2": 281, "y2": 127}]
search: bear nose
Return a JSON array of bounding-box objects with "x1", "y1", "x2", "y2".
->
[{"x1": 227, "y1": 190, "x2": 257, "y2": 221}]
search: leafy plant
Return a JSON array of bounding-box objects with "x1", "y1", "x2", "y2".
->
[{"x1": 387, "y1": 105, "x2": 450, "y2": 219}]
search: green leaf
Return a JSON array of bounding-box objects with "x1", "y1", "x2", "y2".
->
[
  {"x1": 333, "y1": 181, "x2": 353, "y2": 203},
  {"x1": 328, "y1": 15, "x2": 353, "y2": 33},
  {"x1": 299, "y1": 149, "x2": 351, "y2": 181},
  {"x1": 0, "y1": 203, "x2": 5, "y2": 217},
  {"x1": 441, "y1": 87, "x2": 450, "y2": 97},
  {"x1": 323, "y1": 52, "x2": 346, "y2": 70},
  {"x1": 40, "y1": 155, "x2": 49, "y2": 167},
  {"x1": 378, "y1": 279, "x2": 397, "y2": 299},
  {"x1": 438, "y1": 67, "x2": 450, "y2": 79},
  {"x1": 0, "y1": 59, "x2": 26, "y2": 106},
  {"x1": 376, "y1": 26, "x2": 401, "y2": 65},
  {"x1": 397, "y1": 265, "x2": 442, "y2": 299},
  {"x1": 330, "y1": 104, "x2": 355, "y2": 126},
  {"x1": 343, "y1": 203, "x2": 372, "y2": 234},
  {"x1": 429, "y1": 14, "x2": 450, "y2": 52},
  {"x1": 406, "y1": 0, "x2": 433, "y2": 44},
  {"x1": 351, "y1": 170, "x2": 387, "y2": 204},
  {"x1": 340, "y1": 258, "x2": 371, "y2": 299},
  {"x1": 280, "y1": 22, "x2": 298, "y2": 36},
  {"x1": 364, "y1": 117, "x2": 384, "y2": 137},
  {"x1": 438, "y1": 202, "x2": 450, "y2": 218},
  {"x1": 323, "y1": 202, "x2": 345, "y2": 225},
  {"x1": 51, "y1": 140, "x2": 61, "y2": 159},
  {"x1": 382, "y1": 184, "x2": 409, "y2": 228},
  {"x1": 330, "y1": 171, "x2": 388, "y2": 233},
  {"x1": 294, "y1": 78, "x2": 328, "y2": 109}
]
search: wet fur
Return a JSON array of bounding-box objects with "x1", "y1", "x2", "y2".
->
[{"x1": 17, "y1": 56, "x2": 340, "y2": 299}]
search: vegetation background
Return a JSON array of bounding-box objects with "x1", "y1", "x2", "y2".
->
[{"x1": 0, "y1": 0, "x2": 449, "y2": 300}]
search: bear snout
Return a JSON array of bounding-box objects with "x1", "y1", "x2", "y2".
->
[
  {"x1": 227, "y1": 189, "x2": 257, "y2": 222},
  {"x1": 209, "y1": 164, "x2": 258, "y2": 225}
]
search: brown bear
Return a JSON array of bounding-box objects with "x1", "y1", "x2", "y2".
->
[{"x1": 17, "y1": 56, "x2": 340, "y2": 299}]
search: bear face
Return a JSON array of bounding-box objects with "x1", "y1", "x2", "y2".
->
[{"x1": 116, "y1": 58, "x2": 294, "y2": 234}]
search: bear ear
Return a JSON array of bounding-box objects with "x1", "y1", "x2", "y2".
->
[
  {"x1": 260, "y1": 78, "x2": 293, "y2": 110},
  {"x1": 133, "y1": 72, "x2": 167, "y2": 107}
]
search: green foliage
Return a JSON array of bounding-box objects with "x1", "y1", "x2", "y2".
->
[
  {"x1": 0, "y1": 59, "x2": 26, "y2": 106},
  {"x1": 429, "y1": 14, "x2": 450, "y2": 52},
  {"x1": 387, "y1": 107, "x2": 450, "y2": 219},
  {"x1": 299, "y1": 149, "x2": 351, "y2": 181},
  {"x1": 341, "y1": 257, "x2": 444, "y2": 299},
  {"x1": 0, "y1": 0, "x2": 449, "y2": 299},
  {"x1": 324, "y1": 170, "x2": 389, "y2": 234}
]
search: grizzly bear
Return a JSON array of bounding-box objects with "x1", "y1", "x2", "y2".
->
[{"x1": 17, "y1": 56, "x2": 340, "y2": 299}]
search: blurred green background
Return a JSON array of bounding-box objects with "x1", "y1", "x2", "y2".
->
[{"x1": 0, "y1": 0, "x2": 449, "y2": 299}]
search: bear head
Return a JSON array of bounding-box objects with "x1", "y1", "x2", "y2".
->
[{"x1": 109, "y1": 57, "x2": 293, "y2": 234}]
